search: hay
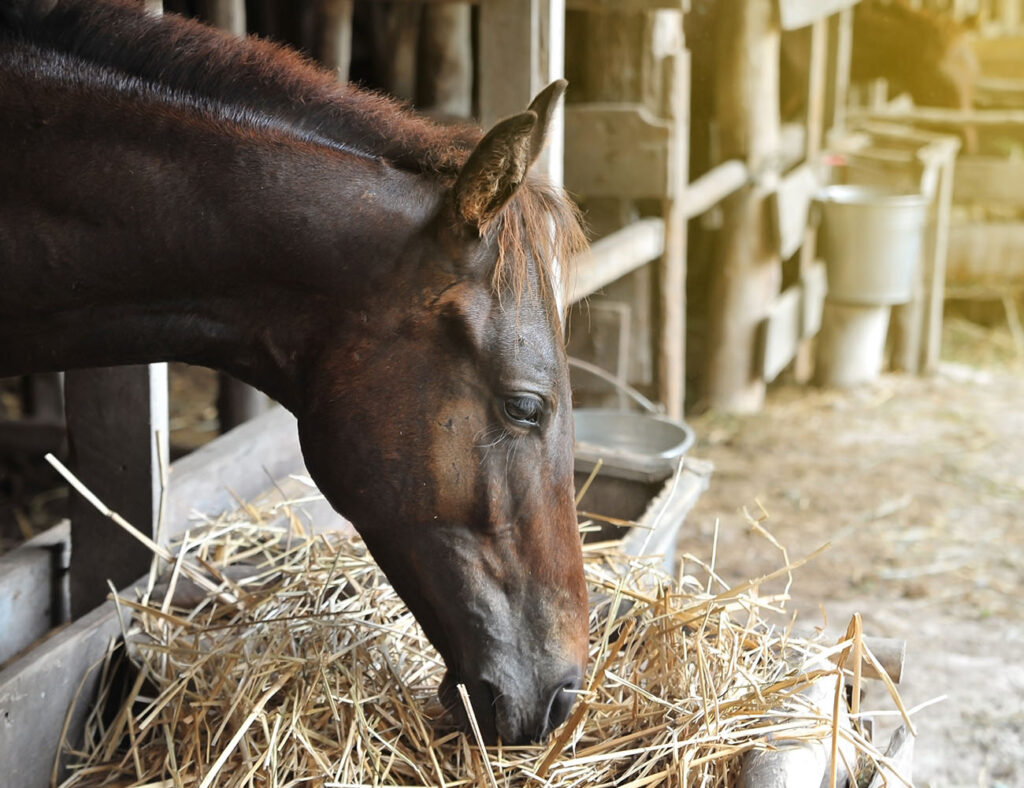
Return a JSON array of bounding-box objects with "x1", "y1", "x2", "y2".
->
[{"x1": 56, "y1": 507, "x2": 909, "y2": 787}]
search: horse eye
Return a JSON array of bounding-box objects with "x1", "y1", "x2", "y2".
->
[{"x1": 503, "y1": 395, "x2": 543, "y2": 427}]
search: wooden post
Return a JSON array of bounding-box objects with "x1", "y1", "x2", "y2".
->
[
  {"x1": 370, "y1": 3, "x2": 421, "y2": 103},
  {"x1": 419, "y1": 3, "x2": 473, "y2": 118},
  {"x1": 826, "y1": 6, "x2": 854, "y2": 133},
  {"x1": 704, "y1": 0, "x2": 781, "y2": 412},
  {"x1": 792, "y1": 15, "x2": 829, "y2": 383},
  {"x1": 201, "y1": 0, "x2": 245, "y2": 36},
  {"x1": 479, "y1": 0, "x2": 565, "y2": 184},
  {"x1": 659, "y1": 40, "x2": 689, "y2": 418},
  {"x1": 216, "y1": 374, "x2": 269, "y2": 432},
  {"x1": 64, "y1": 365, "x2": 168, "y2": 618},
  {"x1": 921, "y1": 144, "x2": 959, "y2": 371},
  {"x1": 315, "y1": 0, "x2": 354, "y2": 83}
]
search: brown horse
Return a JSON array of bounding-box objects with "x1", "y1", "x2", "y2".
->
[{"x1": 0, "y1": 0, "x2": 589, "y2": 746}]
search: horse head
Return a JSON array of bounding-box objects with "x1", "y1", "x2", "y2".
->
[{"x1": 296, "y1": 81, "x2": 590, "y2": 745}]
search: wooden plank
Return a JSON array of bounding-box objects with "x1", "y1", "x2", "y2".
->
[
  {"x1": 705, "y1": 0, "x2": 782, "y2": 412},
  {"x1": 201, "y1": 0, "x2": 245, "y2": 35},
  {"x1": 567, "y1": 0, "x2": 688, "y2": 9},
  {"x1": 777, "y1": 0, "x2": 859, "y2": 31},
  {"x1": 479, "y1": 0, "x2": 565, "y2": 184},
  {"x1": 0, "y1": 522, "x2": 69, "y2": 667},
  {"x1": 64, "y1": 365, "x2": 169, "y2": 618},
  {"x1": 772, "y1": 163, "x2": 819, "y2": 259},
  {"x1": 0, "y1": 406, "x2": 350, "y2": 787},
  {"x1": 921, "y1": 150, "x2": 959, "y2": 373},
  {"x1": 947, "y1": 220, "x2": 1024, "y2": 285},
  {"x1": 0, "y1": 418, "x2": 65, "y2": 455},
  {"x1": 563, "y1": 104, "x2": 673, "y2": 198},
  {"x1": 315, "y1": 0, "x2": 354, "y2": 83},
  {"x1": 0, "y1": 588, "x2": 124, "y2": 786},
  {"x1": 759, "y1": 286, "x2": 803, "y2": 382},
  {"x1": 954, "y1": 156, "x2": 1024, "y2": 207},
  {"x1": 658, "y1": 42, "x2": 689, "y2": 419},
  {"x1": 162, "y1": 405, "x2": 305, "y2": 540},
  {"x1": 802, "y1": 260, "x2": 828, "y2": 338},
  {"x1": 856, "y1": 106, "x2": 1024, "y2": 128},
  {"x1": 680, "y1": 159, "x2": 749, "y2": 219},
  {"x1": 570, "y1": 218, "x2": 666, "y2": 302}
]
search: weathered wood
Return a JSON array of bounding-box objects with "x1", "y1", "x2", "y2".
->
[
  {"x1": 563, "y1": 104, "x2": 673, "y2": 198},
  {"x1": 418, "y1": 3, "x2": 473, "y2": 118},
  {"x1": 680, "y1": 159, "x2": 749, "y2": 219},
  {"x1": 856, "y1": 105, "x2": 1024, "y2": 127},
  {"x1": 868, "y1": 724, "x2": 915, "y2": 788},
  {"x1": 658, "y1": 43, "x2": 689, "y2": 418},
  {"x1": 947, "y1": 220, "x2": 1024, "y2": 285},
  {"x1": 772, "y1": 163, "x2": 818, "y2": 260},
  {"x1": 921, "y1": 147, "x2": 959, "y2": 372},
  {"x1": 200, "y1": 0, "x2": 245, "y2": 36},
  {"x1": 776, "y1": 0, "x2": 859, "y2": 31},
  {"x1": 315, "y1": 0, "x2": 354, "y2": 83},
  {"x1": 705, "y1": 0, "x2": 782, "y2": 412},
  {"x1": 0, "y1": 587, "x2": 124, "y2": 786},
  {"x1": 370, "y1": 3, "x2": 421, "y2": 102},
  {"x1": 802, "y1": 260, "x2": 827, "y2": 338},
  {"x1": 0, "y1": 418, "x2": 65, "y2": 455},
  {"x1": 793, "y1": 15, "x2": 828, "y2": 381},
  {"x1": 479, "y1": 0, "x2": 565, "y2": 183},
  {"x1": 759, "y1": 285, "x2": 803, "y2": 382},
  {"x1": 826, "y1": 6, "x2": 854, "y2": 132},
  {"x1": 0, "y1": 521, "x2": 69, "y2": 666},
  {"x1": 954, "y1": 156, "x2": 1024, "y2": 206},
  {"x1": 64, "y1": 365, "x2": 169, "y2": 618},
  {"x1": 162, "y1": 405, "x2": 305, "y2": 540},
  {"x1": 570, "y1": 218, "x2": 666, "y2": 302},
  {"x1": 738, "y1": 665, "x2": 857, "y2": 787},
  {"x1": 0, "y1": 405, "x2": 350, "y2": 787}
]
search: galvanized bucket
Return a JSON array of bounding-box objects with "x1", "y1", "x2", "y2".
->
[{"x1": 817, "y1": 185, "x2": 929, "y2": 306}]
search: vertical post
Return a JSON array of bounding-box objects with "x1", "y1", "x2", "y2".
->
[
  {"x1": 920, "y1": 143, "x2": 959, "y2": 371},
  {"x1": 65, "y1": 365, "x2": 168, "y2": 618},
  {"x1": 704, "y1": 0, "x2": 781, "y2": 412},
  {"x1": 419, "y1": 3, "x2": 473, "y2": 118},
  {"x1": 316, "y1": 0, "x2": 354, "y2": 84},
  {"x1": 479, "y1": 0, "x2": 565, "y2": 184},
  {"x1": 659, "y1": 38, "x2": 689, "y2": 419},
  {"x1": 793, "y1": 15, "x2": 829, "y2": 382},
  {"x1": 201, "y1": 0, "x2": 246, "y2": 36},
  {"x1": 826, "y1": 6, "x2": 854, "y2": 134}
]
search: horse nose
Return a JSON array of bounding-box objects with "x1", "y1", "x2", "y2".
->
[{"x1": 536, "y1": 669, "x2": 583, "y2": 741}]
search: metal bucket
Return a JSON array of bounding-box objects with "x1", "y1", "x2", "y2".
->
[{"x1": 817, "y1": 185, "x2": 929, "y2": 306}]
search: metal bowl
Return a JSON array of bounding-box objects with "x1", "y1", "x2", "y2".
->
[{"x1": 573, "y1": 408, "x2": 696, "y2": 483}]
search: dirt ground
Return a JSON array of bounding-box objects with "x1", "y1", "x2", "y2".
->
[{"x1": 683, "y1": 316, "x2": 1024, "y2": 787}]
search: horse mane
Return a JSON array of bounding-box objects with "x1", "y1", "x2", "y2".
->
[{"x1": 6, "y1": 0, "x2": 585, "y2": 306}]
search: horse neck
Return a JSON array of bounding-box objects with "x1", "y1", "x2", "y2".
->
[{"x1": 0, "y1": 51, "x2": 442, "y2": 409}]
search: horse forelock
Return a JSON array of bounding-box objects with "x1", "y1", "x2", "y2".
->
[{"x1": 485, "y1": 176, "x2": 587, "y2": 322}]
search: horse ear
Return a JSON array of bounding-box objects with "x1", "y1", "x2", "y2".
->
[{"x1": 453, "y1": 79, "x2": 568, "y2": 230}]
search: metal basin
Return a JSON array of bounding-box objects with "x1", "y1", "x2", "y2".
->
[{"x1": 573, "y1": 409, "x2": 695, "y2": 484}]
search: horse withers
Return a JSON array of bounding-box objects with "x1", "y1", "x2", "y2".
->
[{"x1": 0, "y1": 0, "x2": 589, "y2": 746}]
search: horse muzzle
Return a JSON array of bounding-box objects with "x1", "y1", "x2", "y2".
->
[{"x1": 440, "y1": 662, "x2": 584, "y2": 746}]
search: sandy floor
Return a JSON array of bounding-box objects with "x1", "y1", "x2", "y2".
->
[{"x1": 684, "y1": 339, "x2": 1024, "y2": 786}]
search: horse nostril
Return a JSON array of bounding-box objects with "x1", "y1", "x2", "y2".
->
[{"x1": 538, "y1": 671, "x2": 582, "y2": 741}]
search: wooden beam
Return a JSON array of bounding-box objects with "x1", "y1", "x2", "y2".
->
[
  {"x1": 826, "y1": 6, "x2": 854, "y2": 133},
  {"x1": 954, "y1": 156, "x2": 1024, "y2": 207},
  {"x1": 478, "y1": 0, "x2": 565, "y2": 184},
  {"x1": 201, "y1": 0, "x2": 245, "y2": 35},
  {"x1": 680, "y1": 159, "x2": 749, "y2": 219},
  {"x1": 563, "y1": 105, "x2": 673, "y2": 198},
  {"x1": 759, "y1": 285, "x2": 803, "y2": 382},
  {"x1": 947, "y1": 221, "x2": 1024, "y2": 285},
  {"x1": 771, "y1": 163, "x2": 819, "y2": 260},
  {"x1": 705, "y1": 0, "x2": 782, "y2": 412},
  {"x1": 315, "y1": 0, "x2": 354, "y2": 83},
  {"x1": 658, "y1": 43, "x2": 689, "y2": 418},
  {"x1": 776, "y1": 0, "x2": 859, "y2": 31},
  {"x1": 855, "y1": 106, "x2": 1024, "y2": 128},
  {"x1": 0, "y1": 522, "x2": 69, "y2": 666},
  {"x1": 64, "y1": 365, "x2": 169, "y2": 618},
  {"x1": 0, "y1": 418, "x2": 65, "y2": 456},
  {"x1": 570, "y1": 218, "x2": 666, "y2": 302}
]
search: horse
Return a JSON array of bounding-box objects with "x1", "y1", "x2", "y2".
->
[{"x1": 0, "y1": 0, "x2": 590, "y2": 746}]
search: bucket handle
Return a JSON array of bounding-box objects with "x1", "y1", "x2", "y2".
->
[{"x1": 567, "y1": 356, "x2": 663, "y2": 415}]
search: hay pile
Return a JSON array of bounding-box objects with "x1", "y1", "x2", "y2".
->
[{"x1": 57, "y1": 510, "x2": 910, "y2": 787}]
